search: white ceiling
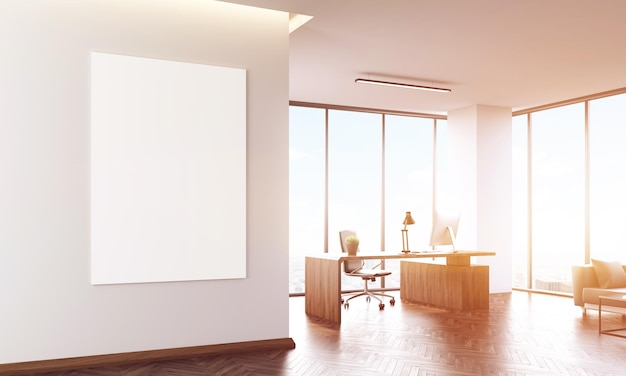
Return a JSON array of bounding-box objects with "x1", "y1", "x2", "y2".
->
[{"x1": 226, "y1": 0, "x2": 626, "y2": 115}]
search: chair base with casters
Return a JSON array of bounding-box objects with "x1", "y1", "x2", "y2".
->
[{"x1": 340, "y1": 269, "x2": 396, "y2": 310}]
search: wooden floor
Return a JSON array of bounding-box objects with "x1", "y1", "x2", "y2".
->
[{"x1": 31, "y1": 291, "x2": 626, "y2": 375}]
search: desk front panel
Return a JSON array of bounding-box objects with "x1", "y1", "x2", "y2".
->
[
  {"x1": 305, "y1": 256, "x2": 342, "y2": 322},
  {"x1": 400, "y1": 260, "x2": 489, "y2": 310}
]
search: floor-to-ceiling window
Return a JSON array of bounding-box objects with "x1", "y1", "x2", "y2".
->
[
  {"x1": 383, "y1": 115, "x2": 436, "y2": 287},
  {"x1": 512, "y1": 114, "x2": 529, "y2": 289},
  {"x1": 530, "y1": 104, "x2": 585, "y2": 292},
  {"x1": 328, "y1": 110, "x2": 383, "y2": 290},
  {"x1": 589, "y1": 93, "x2": 626, "y2": 261},
  {"x1": 288, "y1": 106, "x2": 325, "y2": 293},
  {"x1": 289, "y1": 105, "x2": 442, "y2": 294},
  {"x1": 327, "y1": 110, "x2": 382, "y2": 253},
  {"x1": 513, "y1": 89, "x2": 626, "y2": 294}
]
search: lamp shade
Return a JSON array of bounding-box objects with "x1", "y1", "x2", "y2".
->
[{"x1": 403, "y1": 211, "x2": 415, "y2": 226}]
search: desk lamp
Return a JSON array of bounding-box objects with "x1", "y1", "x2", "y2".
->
[{"x1": 401, "y1": 211, "x2": 415, "y2": 253}]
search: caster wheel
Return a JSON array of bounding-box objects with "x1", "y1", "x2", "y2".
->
[
  {"x1": 344, "y1": 303, "x2": 349, "y2": 309},
  {"x1": 390, "y1": 299, "x2": 396, "y2": 306},
  {"x1": 340, "y1": 298, "x2": 344, "y2": 304},
  {"x1": 379, "y1": 303, "x2": 385, "y2": 310},
  {"x1": 366, "y1": 296, "x2": 371, "y2": 302}
]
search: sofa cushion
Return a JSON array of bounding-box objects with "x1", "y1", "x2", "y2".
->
[{"x1": 591, "y1": 259, "x2": 626, "y2": 288}]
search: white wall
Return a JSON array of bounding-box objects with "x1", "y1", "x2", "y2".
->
[
  {"x1": 447, "y1": 105, "x2": 513, "y2": 293},
  {"x1": 0, "y1": 0, "x2": 289, "y2": 364}
]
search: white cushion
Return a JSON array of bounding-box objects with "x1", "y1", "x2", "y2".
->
[{"x1": 591, "y1": 259, "x2": 626, "y2": 288}]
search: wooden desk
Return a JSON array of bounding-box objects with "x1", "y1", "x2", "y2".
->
[{"x1": 305, "y1": 250, "x2": 495, "y2": 323}]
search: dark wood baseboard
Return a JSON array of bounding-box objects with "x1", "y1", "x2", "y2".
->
[{"x1": 0, "y1": 337, "x2": 296, "y2": 376}]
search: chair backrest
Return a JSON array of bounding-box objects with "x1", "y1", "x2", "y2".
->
[{"x1": 339, "y1": 230, "x2": 364, "y2": 273}]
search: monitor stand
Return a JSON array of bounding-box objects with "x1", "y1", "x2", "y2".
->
[
  {"x1": 431, "y1": 226, "x2": 457, "y2": 253},
  {"x1": 447, "y1": 225, "x2": 457, "y2": 252}
]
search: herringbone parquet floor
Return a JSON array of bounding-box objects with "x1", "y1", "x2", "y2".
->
[{"x1": 31, "y1": 291, "x2": 626, "y2": 375}]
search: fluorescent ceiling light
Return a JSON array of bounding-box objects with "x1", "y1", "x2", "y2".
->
[
  {"x1": 355, "y1": 78, "x2": 451, "y2": 93},
  {"x1": 289, "y1": 13, "x2": 313, "y2": 34}
]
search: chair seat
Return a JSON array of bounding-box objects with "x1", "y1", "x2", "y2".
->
[{"x1": 349, "y1": 268, "x2": 392, "y2": 278}]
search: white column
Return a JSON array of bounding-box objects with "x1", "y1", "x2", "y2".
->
[{"x1": 447, "y1": 105, "x2": 512, "y2": 293}]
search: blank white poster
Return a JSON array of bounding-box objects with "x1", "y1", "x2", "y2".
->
[{"x1": 90, "y1": 52, "x2": 246, "y2": 285}]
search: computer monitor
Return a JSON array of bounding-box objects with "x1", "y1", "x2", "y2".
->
[{"x1": 429, "y1": 210, "x2": 460, "y2": 251}]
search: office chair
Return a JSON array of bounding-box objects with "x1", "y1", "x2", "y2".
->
[{"x1": 339, "y1": 230, "x2": 395, "y2": 310}]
